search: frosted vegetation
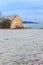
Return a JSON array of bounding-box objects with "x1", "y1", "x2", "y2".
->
[{"x1": 0, "y1": 29, "x2": 43, "y2": 65}]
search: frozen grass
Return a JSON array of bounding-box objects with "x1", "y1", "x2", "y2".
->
[{"x1": 0, "y1": 29, "x2": 43, "y2": 65}]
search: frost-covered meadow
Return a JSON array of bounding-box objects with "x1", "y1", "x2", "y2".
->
[{"x1": 0, "y1": 29, "x2": 43, "y2": 65}]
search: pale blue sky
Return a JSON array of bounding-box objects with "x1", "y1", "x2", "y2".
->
[{"x1": 0, "y1": 0, "x2": 43, "y2": 22}]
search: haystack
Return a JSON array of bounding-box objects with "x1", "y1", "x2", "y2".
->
[{"x1": 10, "y1": 15, "x2": 23, "y2": 29}]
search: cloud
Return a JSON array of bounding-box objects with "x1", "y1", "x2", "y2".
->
[
  {"x1": 2, "y1": 9, "x2": 43, "y2": 22},
  {"x1": 0, "y1": 0, "x2": 43, "y2": 12},
  {"x1": 0, "y1": 0, "x2": 43, "y2": 22}
]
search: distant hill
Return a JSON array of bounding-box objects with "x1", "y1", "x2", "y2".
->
[{"x1": 23, "y1": 21, "x2": 39, "y2": 24}]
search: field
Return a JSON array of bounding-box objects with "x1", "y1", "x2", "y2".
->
[{"x1": 0, "y1": 29, "x2": 43, "y2": 65}]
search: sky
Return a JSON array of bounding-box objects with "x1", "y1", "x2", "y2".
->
[{"x1": 0, "y1": 0, "x2": 43, "y2": 22}]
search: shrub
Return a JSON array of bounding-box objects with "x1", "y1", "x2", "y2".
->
[{"x1": 0, "y1": 19, "x2": 11, "y2": 28}]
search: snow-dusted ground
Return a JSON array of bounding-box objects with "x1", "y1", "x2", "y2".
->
[{"x1": 0, "y1": 29, "x2": 43, "y2": 65}]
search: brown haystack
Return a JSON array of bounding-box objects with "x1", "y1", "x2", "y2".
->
[{"x1": 10, "y1": 15, "x2": 23, "y2": 29}]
